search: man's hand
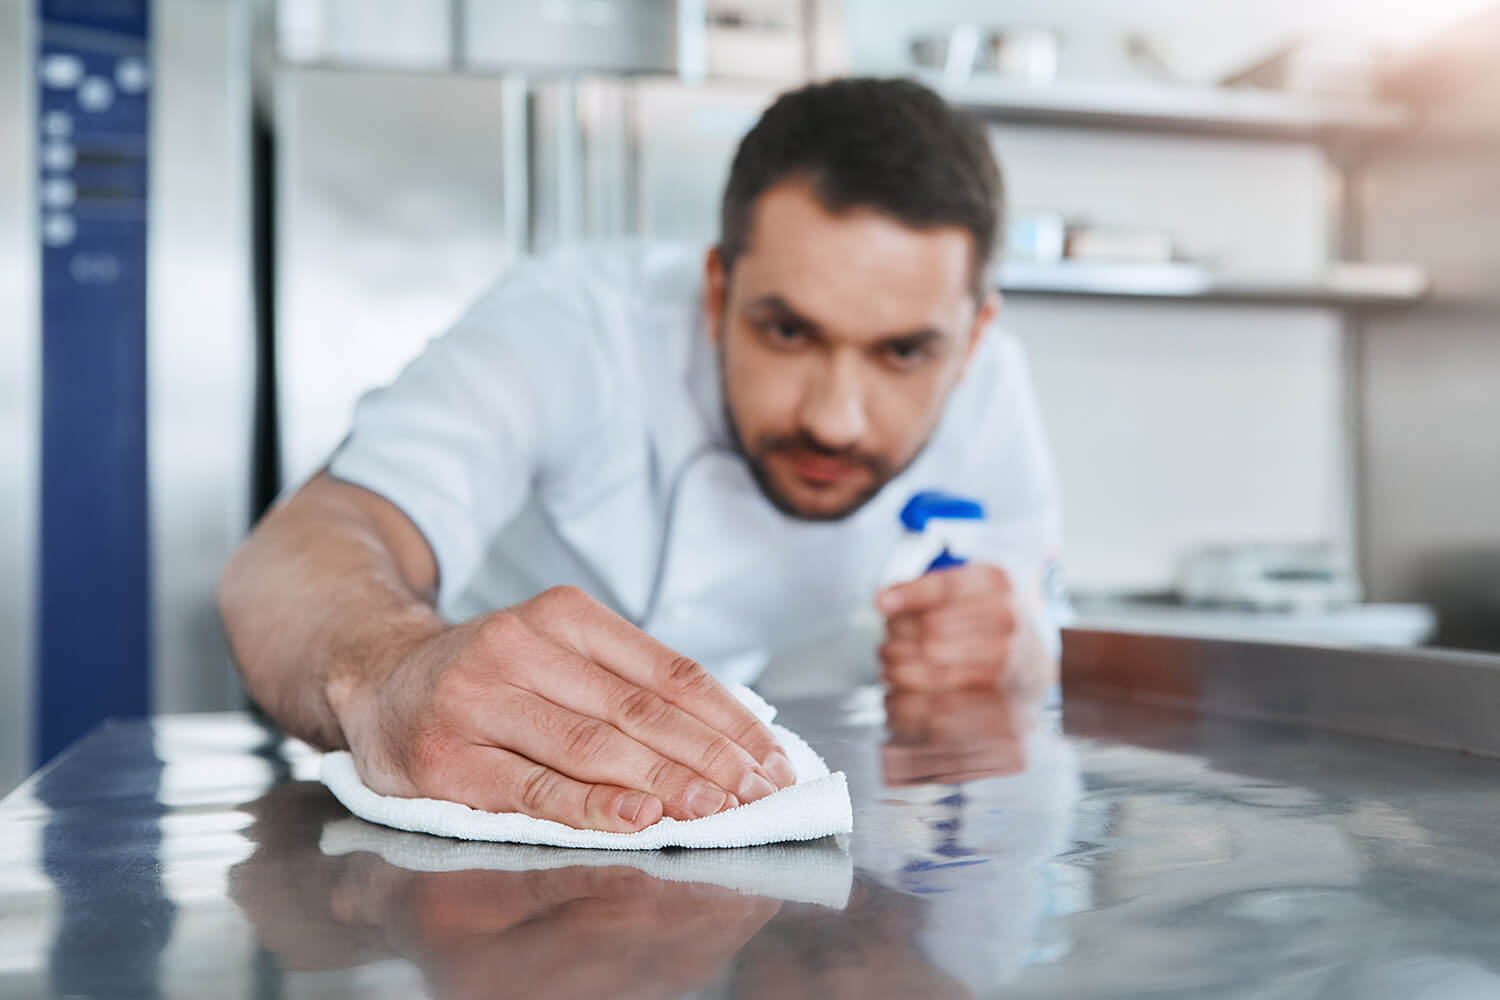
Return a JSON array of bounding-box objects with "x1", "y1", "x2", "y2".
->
[
  {"x1": 876, "y1": 563, "x2": 1057, "y2": 698},
  {"x1": 328, "y1": 585, "x2": 798, "y2": 834},
  {"x1": 220, "y1": 476, "x2": 796, "y2": 837}
]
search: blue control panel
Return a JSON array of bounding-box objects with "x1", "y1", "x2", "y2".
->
[{"x1": 35, "y1": 0, "x2": 152, "y2": 764}]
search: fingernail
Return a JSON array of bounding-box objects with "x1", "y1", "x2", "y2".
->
[
  {"x1": 616, "y1": 791, "x2": 648, "y2": 823},
  {"x1": 686, "y1": 781, "x2": 729, "y2": 818},
  {"x1": 737, "y1": 770, "x2": 776, "y2": 803},
  {"x1": 762, "y1": 750, "x2": 797, "y2": 788}
]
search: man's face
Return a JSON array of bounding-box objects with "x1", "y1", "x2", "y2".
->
[{"x1": 707, "y1": 178, "x2": 998, "y2": 521}]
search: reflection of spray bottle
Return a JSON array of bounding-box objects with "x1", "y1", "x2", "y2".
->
[
  {"x1": 878, "y1": 493, "x2": 992, "y2": 893},
  {"x1": 880, "y1": 491, "x2": 988, "y2": 588}
]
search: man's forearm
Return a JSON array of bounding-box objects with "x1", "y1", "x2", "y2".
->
[{"x1": 217, "y1": 476, "x2": 444, "y2": 749}]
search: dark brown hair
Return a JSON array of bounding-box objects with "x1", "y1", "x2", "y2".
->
[{"x1": 719, "y1": 77, "x2": 1004, "y2": 296}]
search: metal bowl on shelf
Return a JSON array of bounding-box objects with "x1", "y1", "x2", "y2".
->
[{"x1": 911, "y1": 26, "x2": 1059, "y2": 84}]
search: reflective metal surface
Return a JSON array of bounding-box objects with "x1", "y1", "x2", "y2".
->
[
  {"x1": 5, "y1": 674, "x2": 1500, "y2": 997},
  {"x1": 0, "y1": 0, "x2": 39, "y2": 793},
  {"x1": 148, "y1": 0, "x2": 257, "y2": 715},
  {"x1": 1065, "y1": 628, "x2": 1500, "y2": 759}
]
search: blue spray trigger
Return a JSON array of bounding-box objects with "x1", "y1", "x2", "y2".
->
[
  {"x1": 899, "y1": 491, "x2": 986, "y2": 532},
  {"x1": 925, "y1": 547, "x2": 968, "y2": 573}
]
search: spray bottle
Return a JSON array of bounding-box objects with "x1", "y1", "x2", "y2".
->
[{"x1": 879, "y1": 490, "x2": 988, "y2": 588}]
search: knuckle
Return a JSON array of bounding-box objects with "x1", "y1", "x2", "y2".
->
[
  {"x1": 432, "y1": 659, "x2": 484, "y2": 705},
  {"x1": 561, "y1": 718, "x2": 614, "y2": 764},
  {"x1": 407, "y1": 730, "x2": 461, "y2": 791},
  {"x1": 889, "y1": 664, "x2": 928, "y2": 689},
  {"x1": 518, "y1": 765, "x2": 558, "y2": 815},
  {"x1": 643, "y1": 756, "x2": 675, "y2": 792},
  {"x1": 617, "y1": 687, "x2": 670, "y2": 730},
  {"x1": 697, "y1": 734, "x2": 739, "y2": 775},
  {"x1": 882, "y1": 642, "x2": 913, "y2": 665},
  {"x1": 726, "y1": 713, "x2": 770, "y2": 753},
  {"x1": 660, "y1": 654, "x2": 712, "y2": 697},
  {"x1": 533, "y1": 585, "x2": 590, "y2": 617},
  {"x1": 477, "y1": 610, "x2": 526, "y2": 651}
]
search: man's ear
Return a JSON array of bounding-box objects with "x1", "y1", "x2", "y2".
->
[
  {"x1": 962, "y1": 290, "x2": 1001, "y2": 372},
  {"x1": 704, "y1": 246, "x2": 728, "y2": 345}
]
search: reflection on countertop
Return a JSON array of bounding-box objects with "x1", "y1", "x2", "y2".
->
[{"x1": 3, "y1": 681, "x2": 1500, "y2": 998}]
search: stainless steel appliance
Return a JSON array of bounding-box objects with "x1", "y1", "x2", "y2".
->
[
  {"x1": 0, "y1": 0, "x2": 255, "y2": 787},
  {"x1": 272, "y1": 65, "x2": 523, "y2": 486},
  {"x1": 1355, "y1": 7, "x2": 1500, "y2": 649}
]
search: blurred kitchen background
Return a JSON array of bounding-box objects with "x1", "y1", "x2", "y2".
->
[{"x1": 5, "y1": 0, "x2": 1500, "y2": 790}]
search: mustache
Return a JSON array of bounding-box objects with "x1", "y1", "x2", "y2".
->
[{"x1": 753, "y1": 431, "x2": 891, "y2": 475}]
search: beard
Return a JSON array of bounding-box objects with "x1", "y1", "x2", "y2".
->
[{"x1": 717, "y1": 343, "x2": 928, "y2": 523}]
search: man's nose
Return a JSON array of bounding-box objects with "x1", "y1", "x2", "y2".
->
[{"x1": 798, "y1": 353, "x2": 868, "y2": 451}]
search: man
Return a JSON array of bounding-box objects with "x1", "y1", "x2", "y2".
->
[{"x1": 219, "y1": 77, "x2": 1064, "y2": 835}]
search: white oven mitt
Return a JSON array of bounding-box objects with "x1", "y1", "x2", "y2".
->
[{"x1": 319, "y1": 685, "x2": 853, "y2": 851}]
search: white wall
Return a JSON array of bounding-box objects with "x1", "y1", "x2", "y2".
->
[
  {"x1": 837, "y1": 0, "x2": 1487, "y2": 593},
  {"x1": 995, "y1": 126, "x2": 1344, "y2": 591}
]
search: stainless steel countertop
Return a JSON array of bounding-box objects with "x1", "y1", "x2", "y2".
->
[{"x1": 3, "y1": 683, "x2": 1500, "y2": 998}]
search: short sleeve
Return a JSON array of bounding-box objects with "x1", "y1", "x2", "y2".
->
[{"x1": 328, "y1": 253, "x2": 617, "y2": 608}]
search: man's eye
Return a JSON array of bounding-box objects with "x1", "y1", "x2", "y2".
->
[
  {"x1": 883, "y1": 342, "x2": 931, "y2": 369},
  {"x1": 765, "y1": 320, "x2": 806, "y2": 345}
]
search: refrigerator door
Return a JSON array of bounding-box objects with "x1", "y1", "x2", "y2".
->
[
  {"x1": 633, "y1": 78, "x2": 771, "y2": 244},
  {"x1": 274, "y1": 68, "x2": 523, "y2": 489}
]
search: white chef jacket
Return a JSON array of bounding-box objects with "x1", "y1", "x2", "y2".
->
[{"x1": 329, "y1": 242, "x2": 1065, "y2": 686}]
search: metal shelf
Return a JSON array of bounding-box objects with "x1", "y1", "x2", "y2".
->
[
  {"x1": 998, "y1": 260, "x2": 1429, "y2": 308},
  {"x1": 916, "y1": 71, "x2": 1411, "y2": 141}
]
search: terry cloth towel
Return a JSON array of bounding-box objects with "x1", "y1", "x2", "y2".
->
[
  {"x1": 320, "y1": 817, "x2": 853, "y2": 909},
  {"x1": 319, "y1": 685, "x2": 853, "y2": 850}
]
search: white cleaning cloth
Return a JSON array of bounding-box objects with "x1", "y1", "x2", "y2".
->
[
  {"x1": 320, "y1": 685, "x2": 853, "y2": 851},
  {"x1": 320, "y1": 817, "x2": 853, "y2": 909}
]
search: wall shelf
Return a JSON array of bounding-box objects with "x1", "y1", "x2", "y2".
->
[
  {"x1": 998, "y1": 260, "x2": 1429, "y2": 309},
  {"x1": 915, "y1": 70, "x2": 1411, "y2": 143}
]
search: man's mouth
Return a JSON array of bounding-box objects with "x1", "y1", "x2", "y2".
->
[{"x1": 784, "y1": 451, "x2": 864, "y2": 487}]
